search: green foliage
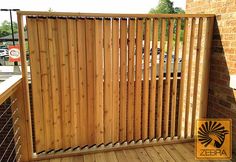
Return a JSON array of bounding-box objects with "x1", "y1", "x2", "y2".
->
[
  {"x1": 174, "y1": 7, "x2": 185, "y2": 14},
  {"x1": 0, "y1": 20, "x2": 18, "y2": 37},
  {"x1": 149, "y1": 0, "x2": 185, "y2": 14},
  {"x1": 149, "y1": 0, "x2": 175, "y2": 14},
  {"x1": 149, "y1": 0, "x2": 185, "y2": 41}
]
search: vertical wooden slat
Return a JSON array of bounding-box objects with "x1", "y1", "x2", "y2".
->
[
  {"x1": 57, "y1": 18, "x2": 71, "y2": 148},
  {"x1": 47, "y1": 18, "x2": 62, "y2": 150},
  {"x1": 171, "y1": 18, "x2": 181, "y2": 137},
  {"x1": 199, "y1": 17, "x2": 214, "y2": 118},
  {"x1": 67, "y1": 19, "x2": 79, "y2": 146},
  {"x1": 77, "y1": 18, "x2": 88, "y2": 147},
  {"x1": 149, "y1": 18, "x2": 158, "y2": 139},
  {"x1": 142, "y1": 18, "x2": 150, "y2": 140},
  {"x1": 178, "y1": 18, "x2": 189, "y2": 138},
  {"x1": 134, "y1": 18, "x2": 143, "y2": 141},
  {"x1": 104, "y1": 18, "x2": 113, "y2": 144},
  {"x1": 37, "y1": 18, "x2": 54, "y2": 151},
  {"x1": 18, "y1": 14, "x2": 33, "y2": 161},
  {"x1": 127, "y1": 18, "x2": 135, "y2": 142},
  {"x1": 112, "y1": 18, "x2": 119, "y2": 143},
  {"x1": 27, "y1": 17, "x2": 45, "y2": 152},
  {"x1": 85, "y1": 19, "x2": 95, "y2": 145},
  {"x1": 191, "y1": 18, "x2": 203, "y2": 137},
  {"x1": 156, "y1": 19, "x2": 166, "y2": 138},
  {"x1": 185, "y1": 18, "x2": 196, "y2": 138},
  {"x1": 163, "y1": 19, "x2": 174, "y2": 138},
  {"x1": 94, "y1": 19, "x2": 104, "y2": 144},
  {"x1": 119, "y1": 18, "x2": 127, "y2": 142}
]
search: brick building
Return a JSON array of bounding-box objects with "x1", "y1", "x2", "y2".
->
[{"x1": 186, "y1": 0, "x2": 236, "y2": 152}]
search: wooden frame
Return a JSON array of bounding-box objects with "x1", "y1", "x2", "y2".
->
[
  {"x1": 17, "y1": 11, "x2": 215, "y2": 18},
  {"x1": 17, "y1": 13, "x2": 33, "y2": 161},
  {"x1": 16, "y1": 11, "x2": 215, "y2": 161}
]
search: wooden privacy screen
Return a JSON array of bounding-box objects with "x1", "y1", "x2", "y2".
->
[{"x1": 26, "y1": 15, "x2": 214, "y2": 153}]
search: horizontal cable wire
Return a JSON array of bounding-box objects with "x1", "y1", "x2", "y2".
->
[
  {"x1": 0, "y1": 109, "x2": 18, "y2": 134},
  {"x1": 0, "y1": 127, "x2": 20, "y2": 161},
  {"x1": 0, "y1": 98, "x2": 17, "y2": 119}
]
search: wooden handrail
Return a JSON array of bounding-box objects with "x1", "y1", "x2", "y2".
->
[
  {"x1": 0, "y1": 75, "x2": 22, "y2": 105},
  {"x1": 17, "y1": 11, "x2": 215, "y2": 18}
]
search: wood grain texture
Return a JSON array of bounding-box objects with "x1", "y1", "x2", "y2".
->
[
  {"x1": 134, "y1": 18, "x2": 143, "y2": 141},
  {"x1": 142, "y1": 18, "x2": 151, "y2": 140},
  {"x1": 191, "y1": 17, "x2": 203, "y2": 137},
  {"x1": 27, "y1": 17, "x2": 45, "y2": 152},
  {"x1": 112, "y1": 19, "x2": 120, "y2": 143},
  {"x1": 35, "y1": 142, "x2": 221, "y2": 162},
  {"x1": 157, "y1": 19, "x2": 166, "y2": 138},
  {"x1": 85, "y1": 19, "x2": 96, "y2": 146},
  {"x1": 163, "y1": 18, "x2": 174, "y2": 138},
  {"x1": 77, "y1": 19, "x2": 88, "y2": 147},
  {"x1": 18, "y1": 14, "x2": 33, "y2": 161},
  {"x1": 199, "y1": 17, "x2": 214, "y2": 118},
  {"x1": 149, "y1": 18, "x2": 158, "y2": 140},
  {"x1": 37, "y1": 18, "x2": 54, "y2": 150},
  {"x1": 104, "y1": 18, "x2": 113, "y2": 144},
  {"x1": 119, "y1": 18, "x2": 128, "y2": 142},
  {"x1": 94, "y1": 19, "x2": 104, "y2": 144},
  {"x1": 67, "y1": 19, "x2": 79, "y2": 146},
  {"x1": 170, "y1": 18, "x2": 181, "y2": 138},
  {"x1": 47, "y1": 18, "x2": 62, "y2": 150},
  {"x1": 57, "y1": 18, "x2": 71, "y2": 148},
  {"x1": 19, "y1": 11, "x2": 215, "y2": 18},
  {"x1": 25, "y1": 14, "x2": 213, "y2": 153},
  {"x1": 185, "y1": 18, "x2": 196, "y2": 138},
  {"x1": 127, "y1": 19, "x2": 135, "y2": 142},
  {"x1": 178, "y1": 18, "x2": 189, "y2": 138}
]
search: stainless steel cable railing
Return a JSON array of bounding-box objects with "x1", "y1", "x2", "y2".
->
[{"x1": 0, "y1": 99, "x2": 21, "y2": 162}]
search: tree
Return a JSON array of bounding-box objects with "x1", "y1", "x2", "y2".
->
[
  {"x1": 0, "y1": 20, "x2": 18, "y2": 37},
  {"x1": 149, "y1": 0, "x2": 185, "y2": 14},
  {"x1": 149, "y1": 0, "x2": 185, "y2": 41}
]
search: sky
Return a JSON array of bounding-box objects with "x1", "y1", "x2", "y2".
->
[{"x1": 0, "y1": 0, "x2": 186, "y2": 23}]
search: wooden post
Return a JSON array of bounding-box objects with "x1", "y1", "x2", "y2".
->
[
  {"x1": 11, "y1": 82, "x2": 30, "y2": 161},
  {"x1": 17, "y1": 12, "x2": 33, "y2": 161},
  {"x1": 199, "y1": 17, "x2": 214, "y2": 118}
]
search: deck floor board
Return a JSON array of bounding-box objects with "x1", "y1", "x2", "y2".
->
[{"x1": 36, "y1": 142, "x2": 233, "y2": 162}]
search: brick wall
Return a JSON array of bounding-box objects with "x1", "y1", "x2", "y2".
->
[{"x1": 186, "y1": 0, "x2": 236, "y2": 153}]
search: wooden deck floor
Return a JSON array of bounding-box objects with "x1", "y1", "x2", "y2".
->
[{"x1": 37, "y1": 142, "x2": 233, "y2": 162}]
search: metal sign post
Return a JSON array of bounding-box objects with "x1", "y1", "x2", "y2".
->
[{"x1": 0, "y1": 9, "x2": 20, "y2": 66}]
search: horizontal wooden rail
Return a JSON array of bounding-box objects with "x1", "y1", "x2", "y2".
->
[
  {"x1": 0, "y1": 75, "x2": 22, "y2": 105},
  {"x1": 17, "y1": 11, "x2": 215, "y2": 18}
]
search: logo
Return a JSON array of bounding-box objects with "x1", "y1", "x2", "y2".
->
[
  {"x1": 8, "y1": 45, "x2": 21, "y2": 62},
  {"x1": 195, "y1": 119, "x2": 231, "y2": 160}
]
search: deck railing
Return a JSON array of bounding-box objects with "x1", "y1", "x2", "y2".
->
[
  {"x1": 0, "y1": 75, "x2": 31, "y2": 162},
  {"x1": 0, "y1": 11, "x2": 215, "y2": 161}
]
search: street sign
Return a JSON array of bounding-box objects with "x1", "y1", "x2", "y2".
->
[{"x1": 8, "y1": 45, "x2": 21, "y2": 62}]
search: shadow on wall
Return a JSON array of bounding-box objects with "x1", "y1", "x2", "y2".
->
[{"x1": 207, "y1": 17, "x2": 236, "y2": 155}]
